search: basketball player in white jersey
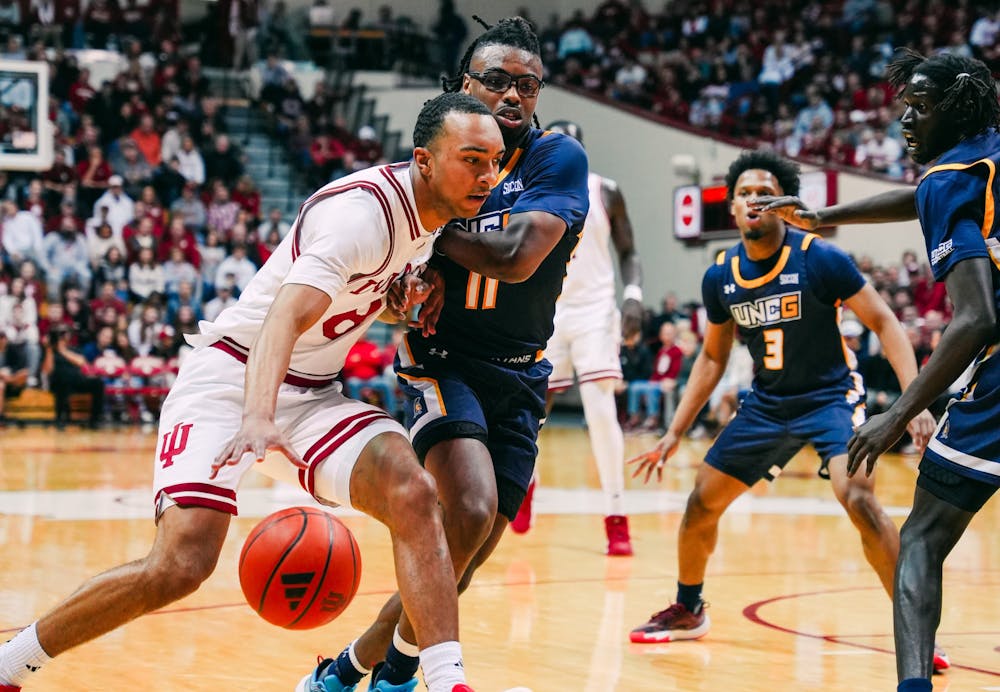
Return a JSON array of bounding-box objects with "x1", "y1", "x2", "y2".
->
[
  {"x1": 510, "y1": 120, "x2": 644, "y2": 556},
  {"x1": 0, "y1": 93, "x2": 505, "y2": 692}
]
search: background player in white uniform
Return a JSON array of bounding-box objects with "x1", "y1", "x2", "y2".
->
[
  {"x1": 511, "y1": 120, "x2": 644, "y2": 556},
  {"x1": 0, "y1": 93, "x2": 505, "y2": 692}
]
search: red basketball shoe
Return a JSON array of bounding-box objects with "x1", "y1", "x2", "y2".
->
[
  {"x1": 450, "y1": 686, "x2": 475, "y2": 692},
  {"x1": 933, "y1": 644, "x2": 951, "y2": 673},
  {"x1": 509, "y1": 479, "x2": 536, "y2": 534},
  {"x1": 0, "y1": 685, "x2": 21, "y2": 691},
  {"x1": 605, "y1": 515, "x2": 633, "y2": 556},
  {"x1": 630, "y1": 602, "x2": 710, "y2": 643}
]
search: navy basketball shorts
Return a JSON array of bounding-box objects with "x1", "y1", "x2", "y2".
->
[
  {"x1": 705, "y1": 381, "x2": 866, "y2": 487},
  {"x1": 395, "y1": 337, "x2": 551, "y2": 522},
  {"x1": 920, "y1": 346, "x2": 1000, "y2": 512}
]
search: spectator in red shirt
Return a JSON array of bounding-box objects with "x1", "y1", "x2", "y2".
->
[
  {"x1": 68, "y1": 68, "x2": 96, "y2": 114},
  {"x1": 231, "y1": 175, "x2": 261, "y2": 222},
  {"x1": 130, "y1": 114, "x2": 162, "y2": 168},
  {"x1": 626, "y1": 321, "x2": 683, "y2": 431},
  {"x1": 342, "y1": 333, "x2": 395, "y2": 412}
]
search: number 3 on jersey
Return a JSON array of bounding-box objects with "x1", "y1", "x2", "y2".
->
[
  {"x1": 762, "y1": 327, "x2": 784, "y2": 370},
  {"x1": 466, "y1": 272, "x2": 498, "y2": 310}
]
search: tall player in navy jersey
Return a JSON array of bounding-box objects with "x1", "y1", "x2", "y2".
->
[
  {"x1": 784, "y1": 52, "x2": 998, "y2": 692},
  {"x1": 628, "y1": 150, "x2": 936, "y2": 649},
  {"x1": 304, "y1": 17, "x2": 591, "y2": 691}
]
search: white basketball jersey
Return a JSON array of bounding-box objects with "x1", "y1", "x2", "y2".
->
[
  {"x1": 558, "y1": 172, "x2": 616, "y2": 310},
  {"x1": 189, "y1": 163, "x2": 435, "y2": 383}
]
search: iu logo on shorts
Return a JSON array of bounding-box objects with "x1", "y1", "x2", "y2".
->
[{"x1": 160, "y1": 422, "x2": 194, "y2": 468}]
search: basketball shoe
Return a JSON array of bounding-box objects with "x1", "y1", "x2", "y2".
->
[
  {"x1": 933, "y1": 644, "x2": 951, "y2": 673},
  {"x1": 605, "y1": 515, "x2": 633, "y2": 556},
  {"x1": 0, "y1": 685, "x2": 20, "y2": 691},
  {"x1": 371, "y1": 678, "x2": 417, "y2": 691},
  {"x1": 629, "y1": 602, "x2": 710, "y2": 643},
  {"x1": 509, "y1": 479, "x2": 536, "y2": 534},
  {"x1": 297, "y1": 657, "x2": 356, "y2": 692}
]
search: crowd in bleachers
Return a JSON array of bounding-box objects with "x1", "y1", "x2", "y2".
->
[
  {"x1": 1, "y1": 1, "x2": 989, "y2": 429},
  {"x1": 0, "y1": 3, "x2": 401, "y2": 424},
  {"x1": 539, "y1": 0, "x2": 999, "y2": 181}
]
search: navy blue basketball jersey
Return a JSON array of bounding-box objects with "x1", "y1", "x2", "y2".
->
[
  {"x1": 423, "y1": 129, "x2": 589, "y2": 360},
  {"x1": 917, "y1": 129, "x2": 1000, "y2": 311},
  {"x1": 917, "y1": 129, "x2": 1000, "y2": 483},
  {"x1": 703, "y1": 229, "x2": 866, "y2": 396}
]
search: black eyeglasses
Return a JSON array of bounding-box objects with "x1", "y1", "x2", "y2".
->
[{"x1": 467, "y1": 70, "x2": 545, "y2": 98}]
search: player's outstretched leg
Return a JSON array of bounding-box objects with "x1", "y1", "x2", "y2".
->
[
  {"x1": 895, "y1": 487, "x2": 974, "y2": 687},
  {"x1": 630, "y1": 463, "x2": 747, "y2": 643},
  {"x1": 0, "y1": 506, "x2": 230, "y2": 690},
  {"x1": 300, "y1": 435, "x2": 490, "y2": 692}
]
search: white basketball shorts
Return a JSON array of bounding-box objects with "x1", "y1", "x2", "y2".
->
[
  {"x1": 546, "y1": 302, "x2": 623, "y2": 391},
  {"x1": 152, "y1": 345, "x2": 404, "y2": 519}
]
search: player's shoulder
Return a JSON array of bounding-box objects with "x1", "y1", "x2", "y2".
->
[{"x1": 531, "y1": 128, "x2": 588, "y2": 162}]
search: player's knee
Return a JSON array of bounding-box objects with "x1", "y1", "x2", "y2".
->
[
  {"x1": 143, "y1": 546, "x2": 219, "y2": 603},
  {"x1": 444, "y1": 495, "x2": 495, "y2": 555},
  {"x1": 683, "y1": 487, "x2": 721, "y2": 526},
  {"x1": 384, "y1": 464, "x2": 440, "y2": 526},
  {"x1": 841, "y1": 486, "x2": 884, "y2": 528}
]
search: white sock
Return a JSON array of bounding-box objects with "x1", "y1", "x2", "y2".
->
[
  {"x1": 580, "y1": 380, "x2": 626, "y2": 516},
  {"x1": 0, "y1": 623, "x2": 51, "y2": 685},
  {"x1": 393, "y1": 626, "x2": 419, "y2": 657},
  {"x1": 419, "y1": 640, "x2": 465, "y2": 691}
]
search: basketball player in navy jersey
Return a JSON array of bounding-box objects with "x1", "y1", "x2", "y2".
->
[
  {"x1": 763, "y1": 51, "x2": 1000, "y2": 692},
  {"x1": 510, "y1": 119, "x2": 644, "y2": 555},
  {"x1": 628, "y1": 150, "x2": 937, "y2": 649},
  {"x1": 302, "y1": 17, "x2": 591, "y2": 692}
]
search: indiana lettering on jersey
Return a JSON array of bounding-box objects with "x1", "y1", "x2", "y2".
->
[
  {"x1": 349, "y1": 261, "x2": 420, "y2": 296},
  {"x1": 730, "y1": 290, "x2": 802, "y2": 328}
]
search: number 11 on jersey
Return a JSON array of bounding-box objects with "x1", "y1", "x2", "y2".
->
[{"x1": 466, "y1": 272, "x2": 499, "y2": 310}]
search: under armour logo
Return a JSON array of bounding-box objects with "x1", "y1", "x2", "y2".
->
[
  {"x1": 454, "y1": 659, "x2": 464, "y2": 668},
  {"x1": 428, "y1": 347, "x2": 448, "y2": 358},
  {"x1": 25, "y1": 664, "x2": 39, "y2": 672},
  {"x1": 723, "y1": 284, "x2": 736, "y2": 294},
  {"x1": 159, "y1": 422, "x2": 193, "y2": 469}
]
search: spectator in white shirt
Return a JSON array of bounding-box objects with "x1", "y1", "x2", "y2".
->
[
  {"x1": 92, "y1": 176, "x2": 135, "y2": 235},
  {"x1": 1, "y1": 199, "x2": 44, "y2": 268},
  {"x1": 41, "y1": 219, "x2": 92, "y2": 299},
  {"x1": 128, "y1": 246, "x2": 165, "y2": 303},
  {"x1": 213, "y1": 242, "x2": 257, "y2": 292},
  {"x1": 176, "y1": 135, "x2": 206, "y2": 186},
  {"x1": 855, "y1": 127, "x2": 904, "y2": 178},
  {"x1": 202, "y1": 283, "x2": 237, "y2": 322}
]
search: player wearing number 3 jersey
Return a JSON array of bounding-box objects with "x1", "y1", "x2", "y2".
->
[{"x1": 628, "y1": 150, "x2": 937, "y2": 648}]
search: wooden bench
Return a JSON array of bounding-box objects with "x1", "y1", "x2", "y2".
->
[{"x1": 4, "y1": 388, "x2": 92, "y2": 425}]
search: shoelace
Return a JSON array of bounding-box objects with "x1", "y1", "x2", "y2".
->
[{"x1": 648, "y1": 602, "x2": 689, "y2": 622}]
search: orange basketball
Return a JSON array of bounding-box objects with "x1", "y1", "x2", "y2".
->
[{"x1": 238, "y1": 506, "x2": 362, "y2": 629}]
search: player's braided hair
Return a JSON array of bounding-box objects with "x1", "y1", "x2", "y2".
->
[
  {"x1": 413, "y1": 92, "x2": 492, "y2": 148},
  {"x1": 442, "y1": 15, "x2": 543, "y2": 128},
  {"x1": 886, "y1": 48, "x2": 1000, "y2": 139},
  {"x1": 725, "y1": 150, "x2": 801, "y2": 199}
]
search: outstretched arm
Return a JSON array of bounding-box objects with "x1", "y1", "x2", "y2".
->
[
  {"x1": 605, "y1": 180, "x2": 644, "y2": 339},
  {"x1": 212, "y1": 282, "x2": 331, "y2": 476},
  {"x1": 848, "y1": 257, "x2": 999, "y2": 476},
  {"x1": 434, "y1": 210, "x2": 567, "y2": 283},
  {"x1": 752, "y1": 187, "x2": 917, "y2": 230},
  {"x1": 630, "y1": 319, "x2": 734, "y2": 482}
]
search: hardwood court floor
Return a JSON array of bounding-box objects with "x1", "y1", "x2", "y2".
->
[{"x1": 1, "y1": 423, "x2": 997, "y2": 691}]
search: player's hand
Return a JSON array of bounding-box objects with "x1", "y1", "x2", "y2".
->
[
  {"x1": 210, "y1": 417, "x2": 305, "y2": 480},
  {"x1": 412, "y1": 265, "x2": 444, "y2": 337},
  {"x1": 621, "y1": 298, "x2": 643, "y2": 340},
  {"x1": 905, "y1": 409, "x2": 936, "y2": 454},
  {"x1": 749, "y1": 196, "x2": 821, "y2": 231},
  {"x1": 846, "y1": 411, "x2": 908, "y2": 478},
  {"x1": 386, "y1": 272, "x2": 431, "y2": 322},
  {"x1": 628, "y1": 430, "x2": 681, "y2": 484}
]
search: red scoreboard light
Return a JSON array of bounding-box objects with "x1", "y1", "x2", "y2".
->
[{"x1": 673, "y1": 170, "x2": 837, "y2": 241}]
